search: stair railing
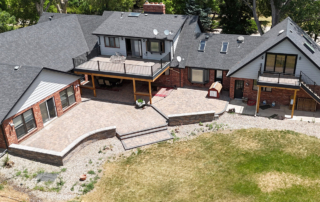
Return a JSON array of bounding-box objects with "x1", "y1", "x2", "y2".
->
[{"x1": 300, "y1": 71, "x2": 318, "y2": 94}]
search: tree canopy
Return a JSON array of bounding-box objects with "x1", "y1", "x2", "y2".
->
[{"x1": 0, "y1": 9, "x2": 16, "y2": 33}]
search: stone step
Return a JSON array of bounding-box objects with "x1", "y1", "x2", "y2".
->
[
  {"x1": 121, "y1": 130, "x2": 173, "y2": 150},
  {"x1": 119, "y1": 127, "x2": 168, "y2": 140},
  {"x1": 117, "y1": 124, "x2": 168, "y2": 138}
]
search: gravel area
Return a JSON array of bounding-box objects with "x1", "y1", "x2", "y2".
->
[
  {"x1": 1, "y1": 113, "x2": 319, "y2": 201},
  {"x1": 0, "y1": 137, "x2": 133, "y2": 202}
]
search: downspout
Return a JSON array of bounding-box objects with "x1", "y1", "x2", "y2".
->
[{"x1": 0, "y1": 123, "x2": 8, "y2": 149}]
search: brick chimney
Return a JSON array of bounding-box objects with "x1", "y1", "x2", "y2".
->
[{"x1": 143, "y1": 2, "x2": 166, "y2": 14}]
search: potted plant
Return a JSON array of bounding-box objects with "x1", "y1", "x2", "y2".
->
[{"x1": 136, "y1": 99, "x2": 146, "y2": 108}]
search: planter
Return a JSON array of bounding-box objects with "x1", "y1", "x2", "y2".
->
[
  {"x1": 136, "y1": 100, "x2": 146, "y2": 108},
  {"x1": 80, "y1": 174, "x2": 87, "y2": 181}
]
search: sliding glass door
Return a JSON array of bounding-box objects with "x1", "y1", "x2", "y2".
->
[
  {"x1": 40, "y1": 98, "x2": 57, "y2": 124},
  {"x1": 131, "y1": 39, "x2": 142, "y2": 58},
  {"x1": 265, "y1": 53, "x2": 297, "y2": 74}
]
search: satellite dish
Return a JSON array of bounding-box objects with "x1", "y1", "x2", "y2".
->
[
  {"x1": 164, "y1": 30, "x2": 170, "y2": 36},
  {"x1": 153, "y1": 29, "x2": 159, "y2": 36},
  {"x1": 177, "y1": 56, "x2": 182, "y2": 62}
]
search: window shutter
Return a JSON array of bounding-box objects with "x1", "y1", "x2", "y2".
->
[{"x1": 161, "y1": 41, "x2": 165, "y2": 53}]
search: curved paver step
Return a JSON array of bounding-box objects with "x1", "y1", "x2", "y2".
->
[
  {"x1": 119, "y1": 127, "x2": 168, "y2": 140},
  {"x1": 121, "y1": 130, "x2": 173, "y2": 150}
]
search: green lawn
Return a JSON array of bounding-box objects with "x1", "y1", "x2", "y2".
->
[{"x1": 81, "y1": 129, "x2": 320, "y2": 202}]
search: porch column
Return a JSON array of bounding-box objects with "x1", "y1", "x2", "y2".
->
[
  {"x1": 91, "y1": 74, "x2": 96, "y2": 97},
  {"x1": 256, "y1": 85, "x2": 261, "y2": 114},
  {"x1": 133, "y1": 79, "x2": 136, "y2": 101},
  {"x1": 148, "y1": 81, "x2": 152, "y2": 104},
  {"x1": 291, "y1": 90, "x2": 297, "y2": 118}
]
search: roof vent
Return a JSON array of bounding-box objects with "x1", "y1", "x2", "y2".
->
[
  {"x1": 237, "y1": 36, "x2": 244, "y2": 43},
  {"x1": 278, "y1": 30, "x2": 285, "y2": 35},
  {"x1": 120, "y1": 12, "x2": 124, "y2": 19},
  {"x1": 145, "y1": 13, "x2": 148, "y2": 16},
  {"x1": 14, "y1": 66, "x2": 20, "y2": 70},
  {"x1": 205, "y1": 34, "x2": 209, "y2": 39}
]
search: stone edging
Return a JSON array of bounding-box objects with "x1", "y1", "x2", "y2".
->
[
  {"x1": 9, "y1": 126, "x2": 116, "y2": 166},
  {"x1": 168, "y1": 111, "x2": 216, "y2": 126}
]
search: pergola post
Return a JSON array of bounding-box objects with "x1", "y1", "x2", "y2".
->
[
  {"x1": 256, "y1": 85, "x2": 261, "y2": 114},
  {"x1": 133, "y1": 79, "x2": 136, "y2": 101},
  {"x1": 91, "y1": 74, "x2": 96, "y2": 97},
  {"x1": 291, "y1": 90, "x2": 297, "y2": 118},
  {"x1": 148, "y1": 81, "x2": 152, "y2": 104}
]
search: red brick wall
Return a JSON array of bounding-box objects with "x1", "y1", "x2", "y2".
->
[
  {"x1": 143, "y1": 3, "x2": 165, "y2": 14},
  {"x1": 154, "y1": 67, "x2": 230, "y2": 90},
  {"x1": 0, "y1": 80, "x2": 81, "y2": 149},
  {"x1": 229, "y1": 77, "x2": 320, "y2": 107}
]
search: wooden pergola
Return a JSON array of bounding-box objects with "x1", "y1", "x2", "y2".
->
[
  {"x1": 255, "y1": 85, "x2": 299, "y2": 118},
  {"x1": 74, "y1": 65, "x2": 169, "y2": 104}
]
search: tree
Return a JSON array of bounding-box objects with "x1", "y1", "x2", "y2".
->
[
  {"x1": 185, "y1": 0, "x2": 213, "y2": 31},
  {"x1": 242, "y1": 0, "x2": 264, "y2": 35},
  {"x1": 0, "y1": 0, "x2": 7, "y2": 10},
  {"x1": 8, "y1": 0, "x2": 39, "y2": 26},
  {"x1": 0, "y1": 9, "x2": 16, "y2": 33},
  {"x1": 219, "y1": 0, "x2": 256, "y2": 35}
]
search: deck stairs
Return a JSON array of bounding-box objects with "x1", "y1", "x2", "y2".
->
[
  {"x1": 300, "y1": 71, "x2": 320, "y2": 104},
  {"x1": 117, "y1": 124, "x2": 173, "y2": 150}
]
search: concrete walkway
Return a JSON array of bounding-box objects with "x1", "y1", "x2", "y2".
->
[{"x1": 227, "y1": 99, "x2": 320, "y2": 122}]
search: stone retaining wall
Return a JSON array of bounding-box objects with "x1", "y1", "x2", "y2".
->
[
  {"x1": 9, "y1": 126, "x2": 116, "y2": 166},
  {"x1": 168, "y1": 111, "x2": 215, "y2": 126}
]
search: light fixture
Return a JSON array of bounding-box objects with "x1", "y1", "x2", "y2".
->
[
  {"x1": 246, "y1": 83, "x2": 249, "y2": 86},
  {"x1": 262, "y1": 55, "x2": 264, "y2": 59},
  {"x1": 143, "y1": 39, "x2": 146, "y2": 42},
  {"x1": 9, "y1": 123, "x2": 14, "y2": 127},
  {"x1": 299, "y1": 56, "x2": 302, "y2": 60},
  {"x1": 121, "y1": 37, "x2": 124, "y2": 40}
]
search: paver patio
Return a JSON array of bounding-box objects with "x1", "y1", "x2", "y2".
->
[
  {"x1": 152, "y1": 87, "x2": 229, "y2": 116},
  {"x1": 20, "y1": 99, "x2": 166, "y2": 152}
]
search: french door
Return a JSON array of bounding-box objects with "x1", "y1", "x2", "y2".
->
[{"x1": 40, "y1": 97, "x2": 57, "y2": 124}]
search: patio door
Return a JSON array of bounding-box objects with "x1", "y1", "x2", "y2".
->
[
  {"x1": 234, "y1": 80, "x2": 244, "y2": 99},
  {"x1": 131, "y1": 39, "x2": 142, "y2": 58},
  {"x1": 40, "y1": 97, "x2": 57, "y2": 124}
]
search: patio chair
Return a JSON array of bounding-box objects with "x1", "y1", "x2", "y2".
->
[
  {"x1": 104, "y1": 80, "x2": 113, "y2": 87},
  {"x1": 98, "y1": 79, "x2": 105, "y2": 87},
  {"x1": 116, "y1": 79, "x2": 123, "y2": 86}
]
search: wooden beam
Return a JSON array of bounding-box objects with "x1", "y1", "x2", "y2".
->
[
  {"x1": 152, "y1": 66, "x2": 170, "y2": 82},
  {"x1": 91, "y1": 74, "x2": 96, "y2": 97},
  {"x1": 133, "y1": 79, "x2": 136, "y2": 101},
  {"x1": 80, "y1": 85, "x2": 95, "y2": 90},
  {"x1": 291, "y1": 90, "x2": 297, "y2": 118},
  {"x1": 78, "y1": 79, "x2": 82, "y2": 95},
  {"x1": 134, "y1": 92, "x2": 150, "y2": 96},
  {"x1": 74, "y1": 71, "x2": 153, "y2": 82},
  {"x1": 256, "y1": 85, "x2": 261, "y2": 114},
  {"x1": 259, "y1": 86, "x2": 300, "y2": 91},
  {"x1": 148, "y1": 81, "x2": 152, "y2": 104}
]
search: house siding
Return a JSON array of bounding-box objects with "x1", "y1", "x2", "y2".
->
[
  {"x1": 0, "y1": 80, "x2": 81, "y2": 149},
  {"x1": 7, "y1": 70, "x2": 79, "y2": 119},
  {"x1": 231, "y1": 53, "x2": 266, "y2": 79},
  {"x1": 99, "y1": 35, "x2": 127, "y2": 56}
]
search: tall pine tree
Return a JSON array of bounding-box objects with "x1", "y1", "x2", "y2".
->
[{"x1": 185, "y1": 0, "x2": 212, "y2": 31}]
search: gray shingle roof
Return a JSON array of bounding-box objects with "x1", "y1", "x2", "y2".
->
[
  {"x1": 227, "y1": 17, "x2": 320, "y2": 76},
  {"x1": 0, "y1": 15, "x2": 89, "y2": 72},
  {"x1": 171, "y1": 16, "x2": 266, "y2": 70},
  {"x1": 0, "y1": 64, "x2": 42, "y2": 122},
  {"x1": 92, "y1": 11, "x2": 187, "y2": 40},
  {"x1": 39, "y1": 12, "x2": 114, "y2": 50}
]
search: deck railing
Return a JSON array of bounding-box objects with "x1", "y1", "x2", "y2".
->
[
  {"x1": 257, "y1": 69, "x2": 301, "y2": 86},
  {"x1": 73, "y1": 52, "x2": 171, "y2": 77}
]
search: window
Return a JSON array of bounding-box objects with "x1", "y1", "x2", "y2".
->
[
  {"x1": 104, "y1": 37, "x2": 120, "y2": 48},
  {"x1": 221, "y1": 42, "x2": 229, "y2": 53},
  {"x1": 188, "y1": 68, "x2": 209, "y2": 84},
  {"x1": 13, "y1": 109, "x2": 36, "y2": 139},
  {"x1": 215, "y1": 70, "x2": 223, "y2": 83},
  {"x1": 198, "y1": 40, "x2": 206, "y2": 52},
  {"x1": 304, "y1": 42, "x2": 315, "y2": 53},
  {"x1": 253, "y1": 80, "x2": 272, "y2": 92},
  {"x1": 60, "y1": 86, "x2": 76, "y2": 109},
  {"x1": 147, "y1": 40, "x2": 165, "y2": 53},
  {"x1": 265, "y1": 53, "x2": 297, "y2": 74}
]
